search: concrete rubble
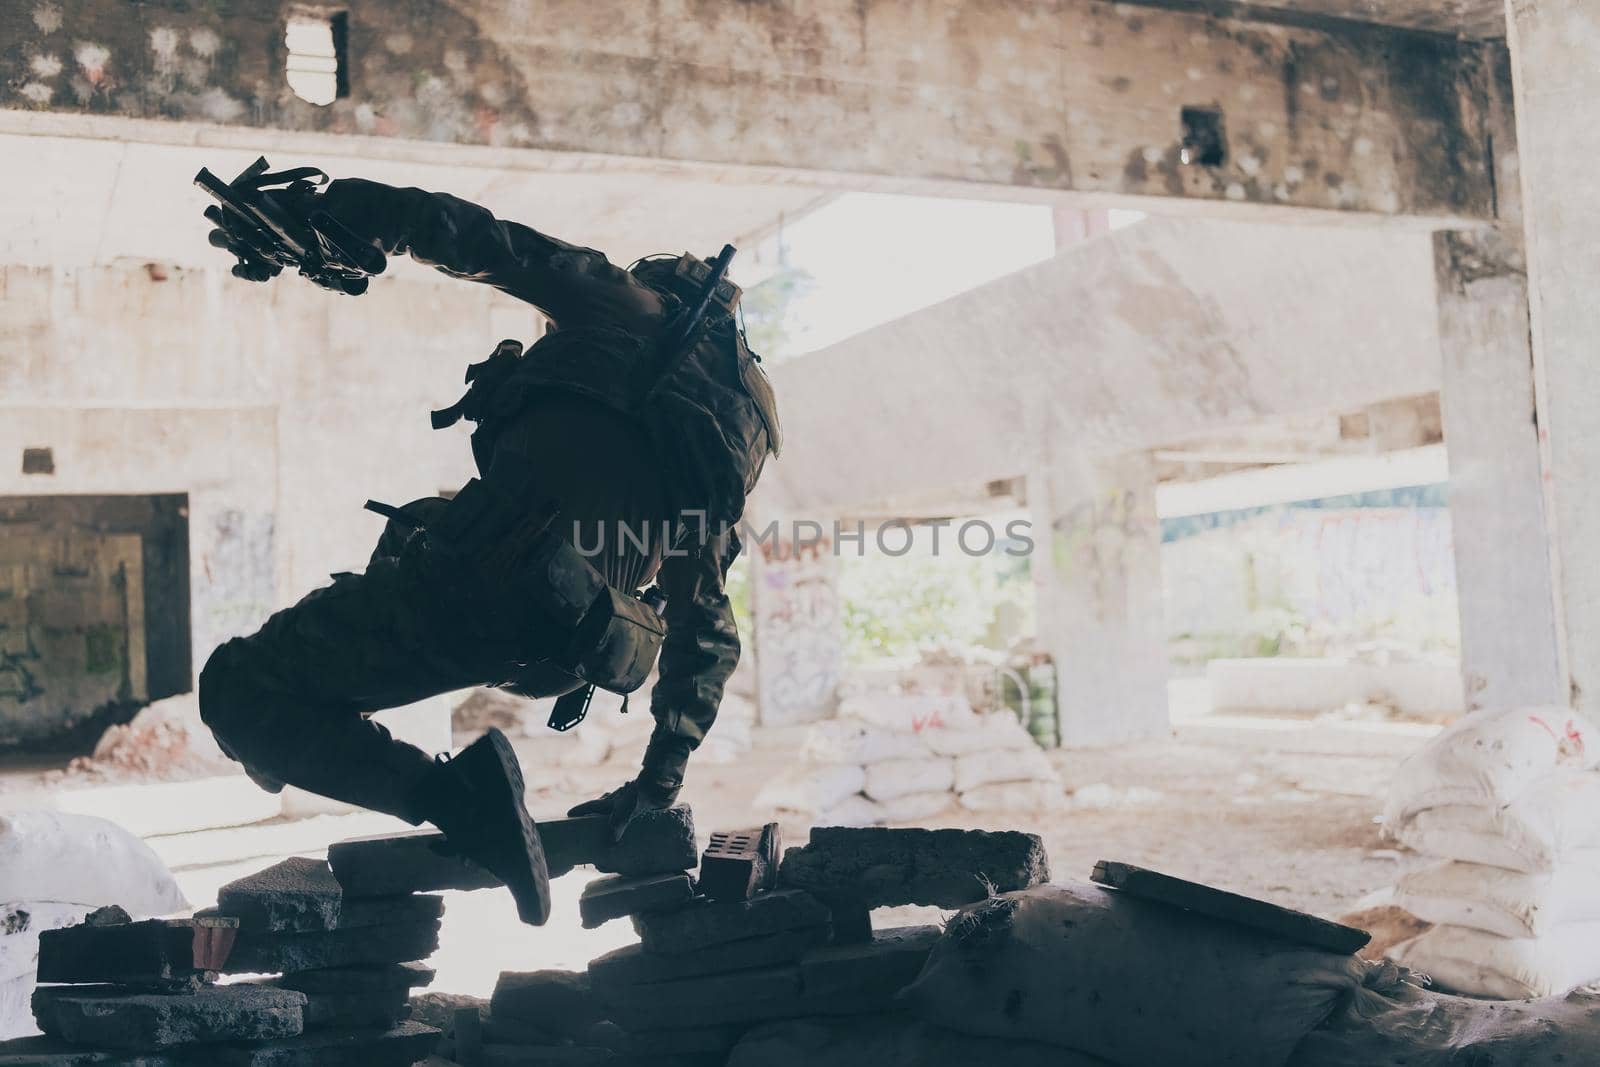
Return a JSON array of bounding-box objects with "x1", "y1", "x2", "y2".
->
[
  {"x1": 5, "y1": 836, "x2": 452, "y2": 1064},
  {"x1": 1, "y1": 809, "x2": 1072, "y2": 1065},
  {"x1": 419, "y1": 818, "x2": 1052, "y2": 1066}
]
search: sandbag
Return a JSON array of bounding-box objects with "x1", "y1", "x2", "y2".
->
[
  {"x1": 1389, "y1": 770, "x2": 1600, "y2": 872},
  {"x1": 816, "y1": 794, "x2": 886, "y2": 827},
  {"x1": 958, "y1": 780, "x2": 1067, "y2": 812},
  {"x1": 754, "y1": 764, "x2": 867, "y2": 815},
  {"x1": 0, "y1": 972, "x2": 36, "y2": 1041},
  {"x1": 801, "y1": 721, "x2": 930, "y2": 765},
  {"x1": 1290, "y1": 972, "x2": 1600, "y2": 1066},
  {"x1": 863, "y1": 758, "x2": 954, "y2": 802},
  {"x1": 728, "y1": 1015, "x2": 1111, "y2": 1067},
  {"x1": 953, "y1": 746, "x2": 1055, "y2": 792},
  {"x1": 1387, "y1": 922, "x2": 1600, "y2": 999},
  {"x1": 0, "y1": 902, "x2": 92, "y2": 984},
  {"x1": 836, "y1": 694, "x2": 981, "y2": 734},
  {"x1": 922, "y1": 712, "x2": 1039, "y2": 757},
  {"x1": 1394, "y1": 858, "x2": 1600, "y2": 939},
  {"x1": 0, "y1": 812, "x2": 187, "y2": 915},
  {"x1": 876, "y1": 790, "x2": 953, "y2": 823},
  {"x1": 902, "y1": 884, "x2": 1365, "y2": 1067},
  {"x1": 1383, "y1": 707, "x2": 1599, "y2": 823}
]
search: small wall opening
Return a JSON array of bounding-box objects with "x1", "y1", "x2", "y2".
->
[{"x1": 286, "y1": 11, "x2": 349, "y2": 106}]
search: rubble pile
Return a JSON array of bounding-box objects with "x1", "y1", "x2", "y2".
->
[
  {"x1": 417, "y1": 822, "x2": 1050, "y2": 1066},
  {"x1": 0, "y1": 809, "x2": 1063, "y2": 1065},
  {"x1": 756, "y1": 694, "x2": 1063, "y2": 825},
  {"x1": 3, "y1": 846, "x2": 445, "y2": 1065}
]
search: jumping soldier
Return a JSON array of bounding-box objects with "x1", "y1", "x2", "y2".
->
[{"x1": 196, "y1": 171, "x2": 781, "y2": 925}]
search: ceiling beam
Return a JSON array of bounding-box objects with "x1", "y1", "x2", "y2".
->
[{"x1": 0, "y1": 0, "x2": 1500, "y2": 226}]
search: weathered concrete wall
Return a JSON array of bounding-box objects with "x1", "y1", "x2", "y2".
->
[
  {"x1": 760, "y1": 214, "x2": 1440, "y2": 517},
  {"x1": 0, "y1": 0, "x2": 1500, "y2": 223},
  {"x1": 0, "y1": 261, "x2": 536, "y2": 695}
]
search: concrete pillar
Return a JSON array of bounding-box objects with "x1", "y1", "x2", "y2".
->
[
  {"x1": 1031, "y1": 450, "x2": 1170, "y2": 745},
  {"x1": 1434, "y1": 46, "x2": 1565, "y2": 711},
  {"x1": 1504, "y1": 4, "x2": 1600, "y2": 711}
]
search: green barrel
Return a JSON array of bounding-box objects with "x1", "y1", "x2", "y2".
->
[{"x1": 1025, "y1": 661, "x2": 1060, "y2": 749}]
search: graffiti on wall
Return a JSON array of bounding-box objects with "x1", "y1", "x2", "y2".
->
[{"x1": 752, "y1": 531, "x2": 843, "y2": 726}]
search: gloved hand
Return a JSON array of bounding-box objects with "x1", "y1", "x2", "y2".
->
[{"x1": 568, "y1": 777, "x2": 677, "y2": 842}]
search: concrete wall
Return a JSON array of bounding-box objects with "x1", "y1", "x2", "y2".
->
[{"x1": 0, "y1": 260, "x2": 538, "y2": 707}]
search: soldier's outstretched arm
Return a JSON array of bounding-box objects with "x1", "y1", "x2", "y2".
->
[
  {"x1": 316, "y1": 178, "x2": 665, "y2": 332},
  {"x1": 639, "y1": 527, "x2": 743, "y2": 800}
]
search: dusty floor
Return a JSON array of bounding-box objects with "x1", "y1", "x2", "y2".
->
[{"x1": 2, "y1": 702, "x2": 1438, "y2": 998}]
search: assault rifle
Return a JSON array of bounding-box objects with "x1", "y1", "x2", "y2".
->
[{"x1": 195, "y1": 157, "x2": 386, "y2": 295}]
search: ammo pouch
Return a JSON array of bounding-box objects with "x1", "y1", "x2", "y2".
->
[
  {"x1": 377, "y1": 478, "x2": 665, "y2": 695},
  {"x1": 519, "y1": 532, "x2": 666, "y2": 695}
]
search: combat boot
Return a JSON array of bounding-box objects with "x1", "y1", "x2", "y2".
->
[{"x1": 410, "y1": 728, "x2": 551, "y2": 925}]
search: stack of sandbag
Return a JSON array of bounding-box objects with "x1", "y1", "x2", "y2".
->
[
  {"x1": 899, "y1": 882, "x2": 1369, "y2": 1067},
  {"x1": 0, "y1": 811, "x2": 189, "y2": 1040},
  {"x1": 1380, "y1": 706, "x2": 1600, "y2": 998},
  {"x1": 1289, "y1": 961, "x2": 1600, "y2": 1066},
  {"x1": 755, "y1": 694, "x2": 1063, "y2": 825}
]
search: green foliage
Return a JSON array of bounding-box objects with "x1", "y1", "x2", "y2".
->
[
  {"x1": 838, "y1": 549, "x2": 1034, "y2": 666},
  {"x1": 740, "y1": 265, "x2": 816, "y2": 363},
  {"x1": 725, "y1": 555, "x2": 753, "y2": 642}
]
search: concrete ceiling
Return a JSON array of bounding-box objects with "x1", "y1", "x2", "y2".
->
[
  {"x1": 1157, "y1": 0, "x2": 1505, "y2": 38},
  {"x1": 0, "y1": 132, "x2": 830, "y2": 273}
]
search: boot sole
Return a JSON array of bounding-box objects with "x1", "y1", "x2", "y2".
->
[{"x1": 455, "y1": 728, "x2": 552, "y2": 926}]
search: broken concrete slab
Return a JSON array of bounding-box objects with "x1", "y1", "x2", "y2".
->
[
  {"x1": 217, "y1": 858, "x2": 342, "y2": 933},
  {"x1": 326, "y1": 808, "x2": 696, "y2": 896},
  {"x1": 597, "y1": 964, "x2": 800, "y2": 1015},
  {"x1": 32, "y1": 984, "x2": 304, "y2": 1050},
  {"x1": 38, "y1": 917, "x2": 239, "y2": 986},
  {"x1": 632, "y1": 890, "x2": 831, "y2": 955},
  {"x1": 484, "y1": 1014, "x2": 561, "y2": 1045},
  {"x1": 283, "y1": 985, "x2": 411, "y2": 1029},
  {"x1": 277, "y1": 962, "x2": 435, "y2": 994},
  {"x1": 799, "y1": 926, "x2": 940, "y2": 998},
  {"x1": 336, "y1": 894, "x2": 444, "y2": 930},
  {"x1": 587, "y1": 926, "x2": 830, "y2": 989},
  {"x1": 207, "y1": 1021, "x2": 440, "y2": 1066},
  {"x1": 409, "y1": 992, "x2": 485, "y2": 1032},
  {"x1": 327, "y1": 832, "x2": 500, "y2": 897},
  {"x1": 489, "y1": 971, "x2": 605, "y2": 1041},
  {"x1": 779, "y1": 827, "x2": 1049, "y2": 909},
  {"x1": 578, "y1": 873, "x2": 695, "y2": 929},
  {"x1": 0, "y1": 1036, "x2": 177, "y2": 1065},
  {"x1": 698, "y1": 824, "x2": 780, "y2": 903},
  {"x1": 816, "y1": 895, "x2": 872, "y2": 944},
  {"x1": 223, "y1": 921, "x2": 440, "y2": 974},
  {"x1": 1090, "y1": 859, "x2": 1372, "y2": 954},
  {"x1": 607, "y1": 1025, "x2": 745, "y2": 1056},
  {"x1": 595, "y1": 806, "x2": 698, "y2": 877}
]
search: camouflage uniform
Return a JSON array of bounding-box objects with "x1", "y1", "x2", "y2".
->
[{"x1": 199, "y1": 180, "x2": 779, "y2": 824}]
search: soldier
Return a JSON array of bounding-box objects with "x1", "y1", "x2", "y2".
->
[{"x1": 196, "y1": 173, "x2": 781, "y2": 925}]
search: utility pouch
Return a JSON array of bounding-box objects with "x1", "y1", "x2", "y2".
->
[{"x1": 572, "y1": 585, "x2": 668, "y2": 694}]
